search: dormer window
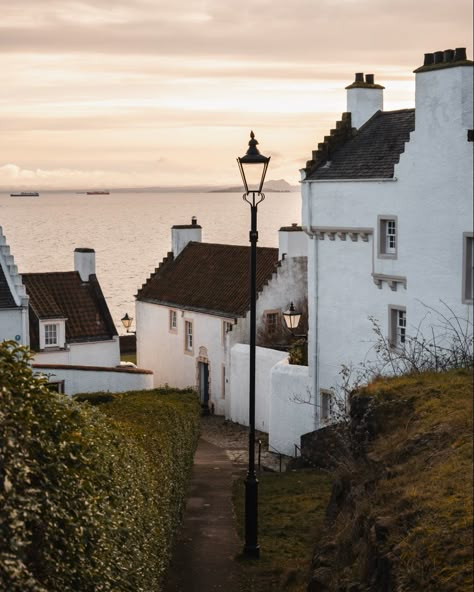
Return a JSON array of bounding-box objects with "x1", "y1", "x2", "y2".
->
[
  {"x1": 39, "y1": 319, "x2": 66, "y2": 350},
  {"x1": 45, "y1": 323, "x2": 58, "y2": 346}
]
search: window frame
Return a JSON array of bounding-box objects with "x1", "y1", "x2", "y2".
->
[
  {"x1": 320, "y1": 389, "x2": 334, "y2": 423},
  {"x1": 169, "y1": 309, "x2": 178, "y2": 333},
  {"x1": 388, "y1": 305, "x2": 407, "y2": 350},
  {"x1": 184, "y1": 320, "x2": 194, "y2": 354},
  {"x1": 264, "y1": 310, "x2": 281, "y2": 336},
  {"x1": 378, "y1": 215, "x2": 398, "y2": 259},
  {"x1": 462, "y1": 232, "x2": 473, "y2": 304}
]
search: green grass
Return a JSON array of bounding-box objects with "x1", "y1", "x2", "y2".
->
[{"x1": 233, "y1": 469, "x2": 333, "y2": 591}]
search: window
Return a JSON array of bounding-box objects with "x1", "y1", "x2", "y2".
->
[
  {"x1": 184, "y1": 320, "x2": 193, "y2": 352},
  {"x1": 44, "y1": 323, "x2": 58, "y2": 346},
  {"x1": 389, "y1": 306, "x2": 406, "y2": 349},
  {"x1": 222, "y1": 321, "x2": 233, "y2": 345},
  {"x1": 320, "y1": 390, "x2": 333, "y2": 422},
  {"x1": 378, "y1": 216, "x2": 398, "y2": 258},
  {"x1": 463, "y1": 233, "x2": 473, "y2": 303},
  {"x1": 169, "y1": 309, "x2": 178, "y2": 332},
  {"x1": 265, "y1": 311, "x2": 280, "y2": 335}
]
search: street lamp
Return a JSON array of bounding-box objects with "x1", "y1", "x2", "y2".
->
[
  {"x1": 282, "y1": 302, "x2": 302, "y2": 334},
  {"x1": 121, "y1": 313, "x2": 134, "y2": 333},
  {"x1": 237, "y1": 131, "x2": 270, "y2": 559}
]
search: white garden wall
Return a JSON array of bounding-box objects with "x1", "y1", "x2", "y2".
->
[
  {"x1": 32, "y1": 364, "x2": 153, "y2": 395},
  {"x1": 229, "y1": 344, "x2": 287, "y2": 433}
]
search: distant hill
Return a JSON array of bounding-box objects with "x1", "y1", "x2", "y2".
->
[{"x1": 209, "y1": 179, "x2": 299, "y2": 193}]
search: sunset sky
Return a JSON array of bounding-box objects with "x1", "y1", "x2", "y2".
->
[{"x1": 1, "y1": 0, "x2": 472, "y2": 189}]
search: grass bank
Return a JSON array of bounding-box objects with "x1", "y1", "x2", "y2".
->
[{"x1": 232, "y1": 469, "x2": 332, "y2": 591}]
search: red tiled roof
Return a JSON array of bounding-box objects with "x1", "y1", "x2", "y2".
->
[
  {"x1": 22, "y1": 272, "x2": 117, "y2": 347},
  {"x1": 137, "y1": 242, "x2": 279, "y2": 316}
]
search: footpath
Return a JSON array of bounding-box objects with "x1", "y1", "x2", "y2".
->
[{"x1": 163, "y1": 437, "x2": 243, "y2": 592}]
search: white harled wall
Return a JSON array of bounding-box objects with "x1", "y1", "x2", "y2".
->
[{"x1": 302, "y1": 62, "x2": 473, "y2": 403}]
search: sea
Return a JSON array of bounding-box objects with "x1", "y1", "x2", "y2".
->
[{"x1": 0, "y1": 190, "x2": 301, "y2": 334}]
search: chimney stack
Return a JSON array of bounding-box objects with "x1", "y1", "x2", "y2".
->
[
  {"x1": 74, "y1": 248, "x2": 96, "y2": 282},
  {"x1": 345, "y1": 72, "x2": 385, "y2": 129},
  {"x1": 171, "y1": 217, "x2": 202, "y2": 258}
]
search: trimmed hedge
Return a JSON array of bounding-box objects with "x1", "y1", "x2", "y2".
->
[{"x1": 0, "y1": 342, "x2": 200, "y2": 592}]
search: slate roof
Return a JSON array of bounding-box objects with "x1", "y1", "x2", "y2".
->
[
  {"x1": 137, "y1": 242, "x2": 280, "y2": 317},
  {"x1": 306, "y1": 109, "x2": 415, "y2": 180},
  {"x1": 22, "y1": 272, "x2": 117, "y2": 348},
  {"x1": 0, "y1": 264, "x2": 18, "y2": 309}
]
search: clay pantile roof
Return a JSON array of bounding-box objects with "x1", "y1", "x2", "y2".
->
[
  {"x1": 137, "y1": 242, "x2": 280, "y2": 317},
  {"x1": 0, "y1": 265, "x2": 17, "y2": 309},
  {"x1": 307, "y1": 109, "x2": 415, "y2": 180},
  {"x1": 22, "y1": 272, "x2": 117, "y2": 346}
]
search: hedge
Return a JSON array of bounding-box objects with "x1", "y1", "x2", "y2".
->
[{"x1": 0, "y1": 342, "x2": 200, "y2": 592}]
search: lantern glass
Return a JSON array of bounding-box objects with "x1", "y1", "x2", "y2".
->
[
  {"x1": 121, "y1": 313, "x2": 133, "y2": 331},
  {"x1": 237, "y1": 131, "x2": 270, "y2": 194},
  {"x1": 283, "y1": 302, "x2": 301, "y2": 331}
]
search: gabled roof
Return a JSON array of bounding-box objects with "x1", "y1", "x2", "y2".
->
[
  {"x1": 0, "y1": 265, "x2": 18, "y2": 309},
  {"x1": 306, "y1": 109, "x2": 415, "y2": 180},
  {"x1": 137, "y1": 242, "x2": 280, "y2": 317},
  {"x1": 22, "y1": 272, "x2": 117, "y2": 346}
]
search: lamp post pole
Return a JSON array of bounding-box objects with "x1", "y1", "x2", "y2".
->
[
  {"x1": 245, "y1": 190, "x2": 260, "y2": 558},
  {"x1": 237, "y1": 131, "x2": 270, "y2": 559}
]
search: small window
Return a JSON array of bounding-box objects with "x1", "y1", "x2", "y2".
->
[
  {"x1": 389, "y1": 306, "x2": 406, "y2": 349},
  {"x1": 265, "y1": 311, "x2": 280, "y2": 335},
  {"x1": 169, "y1": 310, "x2": 178, "y2": 332},
  {"x1": 47, "y1": 380, "x2": 65, "y2": 394},
  {"x1": 44, "y1": 323, "x2": 58, "y2": 347},
  {"x1": 463, "y1": 233, "x2": 473, "y2": 303},
  {"x1": 378, "y1": 216, "x2": 398, "y2": 258},
  {"x1": 184, "y1": 320, "x2": 193, "y2": 353},
  {"x1": 320, "y1": 390, "x2": 333, "y2": 422},
  {"x1": 222, "y1": 321, "x2": 233, "y2": 344}
]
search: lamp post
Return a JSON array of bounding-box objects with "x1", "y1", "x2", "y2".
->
[
  {"x1": 121, "y1": 313, "x2": 134, "y2": 333},
  {"x1": 237, "y1": 131, "x2": 270, "y2": 559}
]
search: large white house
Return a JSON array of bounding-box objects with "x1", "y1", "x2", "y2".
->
[
  {"x1": 136, "y1": 218, "x2": 307, "y2": 417},
  {"x1": 298, "y1": 47, "x2": 473, "y2": 424},
  {"x1": 0, "y1": 229, "x2": 153, "y2": 394}
]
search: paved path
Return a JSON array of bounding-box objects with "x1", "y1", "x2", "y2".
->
[{"x1": 163, "y1": 438, "x2": 243, "y2": 592}]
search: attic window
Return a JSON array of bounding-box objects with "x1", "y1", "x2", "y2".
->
[{"x1": 44, "y1": 323, "x2": 58, "y2": 347}]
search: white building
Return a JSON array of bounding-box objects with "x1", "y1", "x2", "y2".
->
[
  {"x1": 136, "y1": 218, "x2": 307, "y2": 417},
  {"x1": 298, "y1": 47, "x2": 473, "y2": 426},
  {"x1": 0, "y1": 230, "x2": 153, "y2": 394}
]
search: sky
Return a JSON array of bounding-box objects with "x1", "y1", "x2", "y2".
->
[{"x1": 0, "y1": 0, "x2": 472, "y2": 190}]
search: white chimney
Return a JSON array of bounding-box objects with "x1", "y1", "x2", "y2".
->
[
  {"x1": 74, "y1": 248, "x2": 96, "y2": 281},
  {"x1": 171, "y1": 217, "x2": 202, "y2": 258},
  {"x1": 346, "y1": 73, "x2": 384, "y2": 129},
  {"x1": 278, "y1": 224, "x2": 308, "y2": 260},
  {"x1": 414, "y1": 48, "x2": 473, "y2": 135}
]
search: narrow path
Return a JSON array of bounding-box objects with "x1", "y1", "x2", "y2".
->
[{"x1": 163, "y1": 438, "x2": 243, "y2": 592}]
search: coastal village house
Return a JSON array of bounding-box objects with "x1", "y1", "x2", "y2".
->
[
  {"x1": 135, "y1": 218, "x2": 307, "y2": 420},
  {"x1": 278, "y1": 47, "x2": 473, "y2": 452},
  {"x1": 0, "y1": 230, "x2": 152, "y2": 394}
]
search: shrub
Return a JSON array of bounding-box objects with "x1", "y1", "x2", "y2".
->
[{"x1": 0, "y1": 342, "x2": 200, "y2": 592}]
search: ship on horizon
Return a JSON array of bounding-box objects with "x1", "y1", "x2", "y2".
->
[
  {"x1": 10, "y1": 191, "x2": 40, "y2": 197},
  {"x1": 86, "y1": 190, "x2": 110, "y2": 195}
]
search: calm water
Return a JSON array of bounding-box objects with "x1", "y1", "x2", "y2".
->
[{"x1": 0, "y1": 191, "x2": 301, "y2": 333}]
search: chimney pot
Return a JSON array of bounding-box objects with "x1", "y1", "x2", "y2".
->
[
  {"x1": 355, "y1": 72, "x2": 364, "y2": 83},
  {"x1": 192, "y1": 216, "x2": 197, "y2": 226},
  {"x1": 423, "y1": 53, "x2": 434, "y2": 66},
  {"x1": 443, "y1": 49, "x2": 455, "y2": 62},
  {"x1": 433, "y1": 51, "x2": 444, "y2": 64},
  {"x1": 454, "y1": 47, "x2": 467, "y2": 61},
  {"x1": 365, "y1": 74, "x2": 374, "y2": 84}
]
